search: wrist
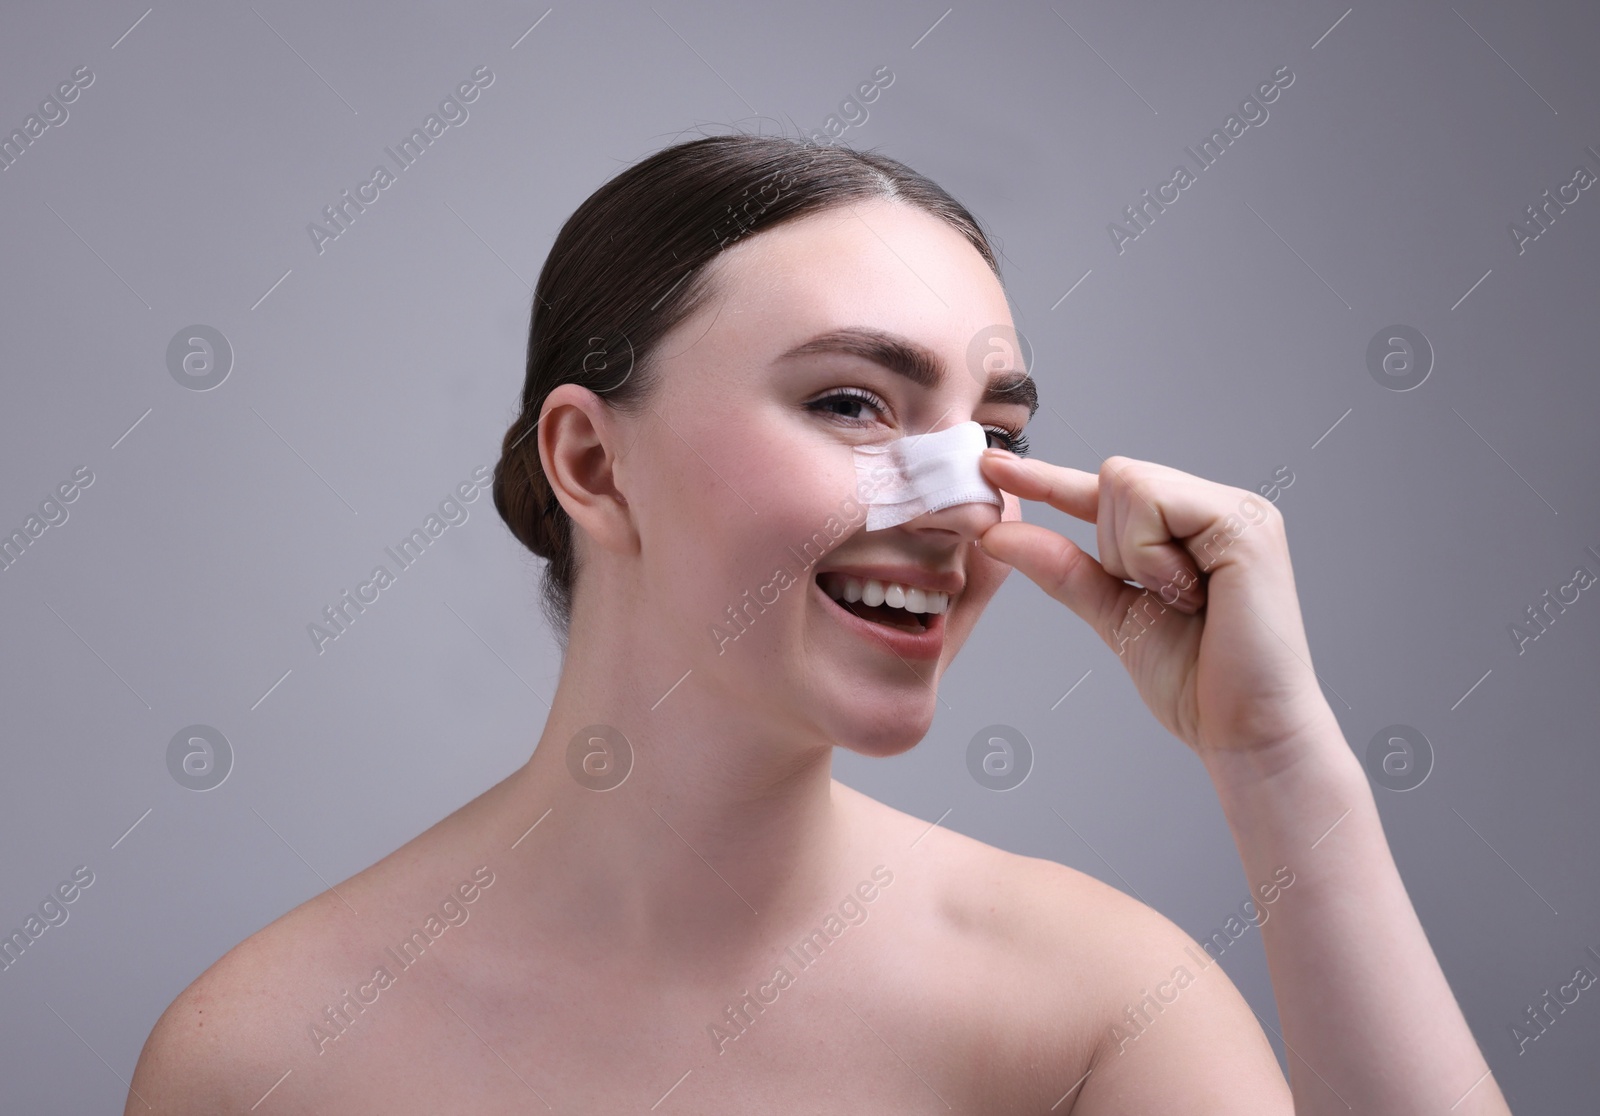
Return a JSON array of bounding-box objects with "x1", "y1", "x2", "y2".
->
[
  {"x1": 1201, "y1": 719, "x2": 1375, "y2": 885},
  {"x1": 1199, "y1": 710, "x2": 1364, "y2": 802}
]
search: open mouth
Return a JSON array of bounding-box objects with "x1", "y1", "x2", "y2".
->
[{"x1": 814, "y1": 572, "x2": 944, "y2": 634}]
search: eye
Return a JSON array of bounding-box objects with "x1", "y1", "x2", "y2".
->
[
  {"x1": 804, "y1": 387, "x2": 891, "y2": 427},
  {"x1": 806, "y1": 388, "x2": 1030, "y2": 455},
  {"x1": 979, "y1": 425, "x2": 1030, "y2": 454}
]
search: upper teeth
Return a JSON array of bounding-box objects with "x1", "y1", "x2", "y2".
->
[{"x1": 820, "y1": 574, "x2": 950, "y2": 614}]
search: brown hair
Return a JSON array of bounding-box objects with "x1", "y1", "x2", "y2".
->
[{"x1": 491, "y1": 132, "x2": 999, "y2": 647}]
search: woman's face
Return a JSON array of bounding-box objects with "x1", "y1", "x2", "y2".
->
[{"x1": 611, "y1": 198, "x2": 1033, "y2": 757}]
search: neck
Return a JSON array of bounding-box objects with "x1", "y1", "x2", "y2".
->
[{"x1": 490, "y1": 616, "x2": 855, "y2": 973}]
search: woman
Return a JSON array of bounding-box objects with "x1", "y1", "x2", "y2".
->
[{"x1": 128, "y1": 134, "x2": 1512, "y2": 1113}]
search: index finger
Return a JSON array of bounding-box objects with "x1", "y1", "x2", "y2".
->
[{"x1": 979, "y1": 450, "x2": 1098, "y2": 524}]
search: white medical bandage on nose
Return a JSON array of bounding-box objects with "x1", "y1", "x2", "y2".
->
[{"x1": 852, "y1": 420, "x2": 1005, "y2": 531}]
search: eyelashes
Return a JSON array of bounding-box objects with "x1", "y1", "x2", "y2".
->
[{"x1": 804, "y1": 386, "x2": 1031, "y2": 456}]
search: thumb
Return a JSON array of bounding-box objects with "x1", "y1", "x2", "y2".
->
[{"x1": 979, "y1": 521, "x2": 1129, "y2": 647}]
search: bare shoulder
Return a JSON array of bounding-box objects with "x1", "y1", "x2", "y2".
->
[
  {"x1": 125, "y1": 881, "x2": 357, "y2": 1113},
  {"x1": 125, "y1": 796, "x2": 493, "y2": 1114},
  {"x1": 830, "y1": 785, "x2": 1145, "y2": 1078},
  {"x1": 912, "y1": 815, "x2": 1188, "y2": 1019},
  {"x1": 995, "y1": 852, "x2": 1290, "y2": 1112},
  {"x1": 963, "y1": 845, "x2": 1292, "y2": 1112},
  {"x1": 835, "y1": 783, "x2": 1291, "y2": 1112},
  {"x1": 834, "y1": 778, "x2": 1165, "y2": 958}
]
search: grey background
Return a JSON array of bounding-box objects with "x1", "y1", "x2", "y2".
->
[{"x1": 2, "y1": 0, "x2": 1597, "y2": 1110}]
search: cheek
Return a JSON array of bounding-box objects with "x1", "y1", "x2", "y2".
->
[
  {"x1": 681, "y1": 412, "x2": 858, "y2": 514},
  {"x1": 644, "y1": 420, "x2": 859, "y2": 597},
  {"x1": 1001, "y1": 491, "x2": 1023, "y2": 522}
]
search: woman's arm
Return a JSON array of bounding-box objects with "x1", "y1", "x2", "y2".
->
[
  {"x1": 975, "y1": 448, "x2": 1513, "y2": 1114},
  {"x1": 1204, "y1": 714, "x2": 1511, "y2": 1114}
]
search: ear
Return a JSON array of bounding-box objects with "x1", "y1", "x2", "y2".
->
[{"x1": 537, "y1": 383, "x2": 637, "y2": 555}]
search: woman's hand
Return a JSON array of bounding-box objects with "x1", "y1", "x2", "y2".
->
[{"x1": 976, "y1": 450, "x2": 1341, "y2": 764}]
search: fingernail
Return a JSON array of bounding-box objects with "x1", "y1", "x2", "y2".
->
[{"x1": 982, "y1": 447, "x2": 1019, "y2": 462}]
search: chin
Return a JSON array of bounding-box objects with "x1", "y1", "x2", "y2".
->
[
  {"x1": 838, "y1": 737, "x2": 925, "y2": 761},
  {"x1": 828, "y1": 701, "x2": 936, "y2": 759}
]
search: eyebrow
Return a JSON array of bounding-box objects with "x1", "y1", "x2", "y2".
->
[{"x1": 777, "y1": 326, "x2": 1039, "y2": 419}]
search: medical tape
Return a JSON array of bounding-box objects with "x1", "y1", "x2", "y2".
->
[{"x1": 851, "y1": 420, "x2": 1004, "y2": 531}]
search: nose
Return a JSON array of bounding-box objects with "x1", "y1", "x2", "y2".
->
[
  {"x1": 853, "y1": 419, "x2": 1008, "y2": 536},
  {"x1": 901, "y1": 496, "x2": 1002, "y2": 542}
]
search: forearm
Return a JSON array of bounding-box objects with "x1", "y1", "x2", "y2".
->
[{"x1": 1201, "y1": 720, "x2": 1512, "y2": 1116}]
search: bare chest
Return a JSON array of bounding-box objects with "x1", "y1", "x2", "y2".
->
[{"x1": 272, "y1": 931, "x2": 1083, "y2": 1114}]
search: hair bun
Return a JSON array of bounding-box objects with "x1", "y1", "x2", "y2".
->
[{"x1": 491, "y1": 429, "x2": 559, "y2": 561}]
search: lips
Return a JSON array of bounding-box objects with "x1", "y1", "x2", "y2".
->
[{"x1": 811, "y1": 574, "x2": 946, "y2": 660}]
